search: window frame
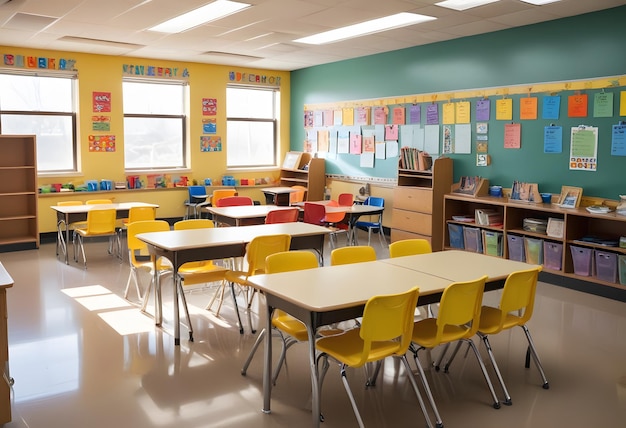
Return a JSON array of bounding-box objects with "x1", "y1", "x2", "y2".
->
[
  {"x1": 0, "y1": 70, "x2": 78, "y2": 174},
  {"x1": 226, "y1": 84, "x2": 279, "y2": 169},
  {"x1": 122, "y1": 77, "x2": 188, "y2": 172}
]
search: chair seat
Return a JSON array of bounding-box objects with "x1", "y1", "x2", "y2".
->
[
  {"x1": 178, "y1": 262, "x2": 228, "y2": 285},
  {"x1": 478, "y1": 306, "x2": 524, "y2": 334},
  {"x1": 412, "y1": 318, "x2": 472, "y2": 348},
  {"x1": 272, "y1": 311, "x2": 308, "y2": 341},
  {"x1": 355, "y1": 220, "x2": 380, "y2": 228},
  {"x1": 316, "y1": 328, "x2": 403, "y2": 368}
]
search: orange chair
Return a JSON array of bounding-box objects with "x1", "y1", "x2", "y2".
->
[
  {"x1": 211, "y1": 189, "x2": 237, "y2": 207},
  {"x1": 215, "y1": 196, "x2": 253, "y2": 207},
  {"x1": 289, "y1": 185, "x2": 306, "y2": 205},
  {"x1": 265, "y1": 208, "x2": 300, "y2": 224},
  {"x1": 323, "y1": 200, "x2": 348, "y2": 249}
]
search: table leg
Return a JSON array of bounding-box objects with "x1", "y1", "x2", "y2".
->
[
  {"x1": 262, "y1": 304, "x2": 273, "y2": 413},
  {"x1": 174, "y1": 274, "x2": 180, "y2": 346},
  {"x1": 307, "y1": 321, "x2": 321, "y2": 428},
  {"x1": 154, "y1": 258, "x2": 162, "y2": 326}
]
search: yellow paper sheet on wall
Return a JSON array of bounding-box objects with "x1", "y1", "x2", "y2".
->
[
  {"x1": 442, "y1": 102, "x2": 455, "y2": 124},
  {"x1": 496, "y1": 98, "x2": 513, "y2": 120},
  {"x1": 343, "y1": 107, "x2": 354, "y2": 125},
  {"x1": 456, "y1": 101, "x2": 470, "y2": 124},
  {"x1": 620, "y1": 91, "x2": 626, "y2": 116},
  {"x1": 520, "y1": 97, "x2": 538, "y2": 120}
]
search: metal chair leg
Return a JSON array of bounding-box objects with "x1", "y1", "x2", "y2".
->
[{"x1": 521, "y1": 325, "x2": 550, "y2": 389}]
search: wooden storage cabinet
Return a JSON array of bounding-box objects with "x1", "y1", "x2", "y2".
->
[
  {"x1": 278, "y1": 152, "x2": 325, "y2": 201},
  {"x1": 443, "y1": 193, "x2": 626, "y2": 291},
  {"x1": 0, "y1": 135, "x2": 39, "y2": 251},
  {"x1": 391, "y1": 157, "x2": 453, "y2": 251}
]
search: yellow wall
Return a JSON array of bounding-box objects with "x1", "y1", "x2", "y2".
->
[{"x1": 2, "y1": 46, "x2": 291, "y2": 233}]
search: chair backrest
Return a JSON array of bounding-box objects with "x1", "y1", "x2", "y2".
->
[
  {"x1": 174, "y1": 219, "x2": 215, "y2": 230},
  {"x1": 86, "y1": 199, "x2": 113, "y2": 205},
  {"x1": 215, "y1": 196, "x2": 254, "y2": 207},
  {"x1": 265, "y1": 208, "x2": 300, "y2": 224},
  {"x1": 289, "y1": 185, "x2": 307, "y2": 205},
  {"x1": 338, "y1": 193, "x2": 354, "y2": 206},
  {"x1": 323, "y1": 201, "x2": 346, "y2": 224},
  {"x1": 266, "y1": 250, "x2": 318, "y2": 274},
  {"x1": 58, "y1": 201, "x2": 83, "y2": 206},
  {"x1": 211, "y1": 189, "x2": 237, "y2": 206},
  {"x1": 330, "y1": 246, "x2": 376, "y2": 266},
  {"x1": 188, "y1": 185, "x2": 207, "y2": 200},
  {"x1": 355, "y1": 287, "x2": 420, "y2": 367},
  {"x1": 127, "y1": 206, "x2": 156, "y2": 224},
  {"x1": 364, "y1": 196, "x2": 384, "y2": 208},
  {"x1": 245, "y1": 234, "x2": 292, "y2": 276},
  {"x1": 303, "y1": 202, "x2": 326, "y2": 226},
  {"x1": 435, "y1": 275, "x2": 488, "y2": 343},
  {"x1": 389, "y1": 239, "x2": 432, "y2": 258},
  {"x1": 85, "y1": 209, "x2": 117, "y2": 234},
  {"x1": 498, "y1": 266, "x2": 542, "y2": 326},
  {"x1": 127, "y1": 220, "x2": 171, "y2": 253}
]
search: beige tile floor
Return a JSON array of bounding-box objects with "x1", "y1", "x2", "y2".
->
[{"x1": 1, "y1": 234, "x2": 626, "y2": 428}]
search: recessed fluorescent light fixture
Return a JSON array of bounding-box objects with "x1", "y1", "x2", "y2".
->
[
  {"x1": 519, "y1": 0, "x2": 561, "y2": 5},
  {"x1": 435, "y1": 0, "x2": 500, "y2": 11},
  {"x1": 148, "y1": 0, "x2": 250, "y2": 33},
  {"x1": 293, "y1": 12, "x2": 436, "y2": 45}
]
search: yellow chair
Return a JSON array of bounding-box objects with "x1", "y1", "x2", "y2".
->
[
  {"x1": 289, "y1": 185, "x2": 307, "y2": 205},
  {"x1": 476, "y1": 266, "x2": 549, "y2": 404},
  {"x1": 173, "y1": 219, "x2": 229, "y2": 339},
  {"x1": 56, "y1": 201, "x2": 83, "y2": 258},
  {"x1": 410, "y1": 275, "x2": 499, "y2": 428},
  {"x1": 70, "y1": 198, "x2": 114, "y2": 231},
  {"x1": 118, "y1": 206, "x2": 157, "y2": 254},
  {"x1": 389, "y1": 238, "x2": 432, "y2": 258},
  {"x1": 241, "y1": 250, "x2": 319, "y2": 384},
  {"x1": 330, "y1": 245, "x2": 376, "y2": 266},
  {"x1": 125, "y1": 220, "x2": 172, "y2": 302},
  {"x1": 73, "y1": 208, "x2": 119, "y2": 269},
  {"x1": 225, "y1": 234, "x2": 291, "y2": 334},
  {"x1": 316, "y1": 287, "x2": 432, "y2": 427}
]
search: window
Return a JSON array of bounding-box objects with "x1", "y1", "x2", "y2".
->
[
  {"x1": 226, "y1": 86, "x2": 278, "y2": 168},
  {"x1": 0, "y1": 73, "x2": 77, "y2": 173},
  {"x1": 123, "y1": 79, "x2": 186, "y2": 170}
]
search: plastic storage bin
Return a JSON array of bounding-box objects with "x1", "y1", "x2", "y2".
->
[
  {"x1": 524, "y1": 237, "x2": 544, "y2": 265},
  {"x1": 462, "y1": 226, "x2": 482, "y2": 253},
  {"x1": 543, "y1": 241, "x2": 563, "y2": 271},
  {"x1": 570, "y1": 245, "x2": 593, "y2": 276},
  {"x1": 618, "y1": 255, "x2": 626, "y2": 286},
  {"x1": 507, "y1": 234, "x2": 525, "y2": 262},
  {"x1": 594, "y1": 251, "x2": 618, "y2": 283}
]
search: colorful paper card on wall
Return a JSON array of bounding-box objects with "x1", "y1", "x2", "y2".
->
[
  {"x1": 323, "y1": 110, "x2": 333, "y2": 126},
  {"x1": 593, "y1": 92, "x2": 613, "y2": 117},
  {"x1": 313, "y1": 111, "x2": 323, "y2": 127},
  {"x1": 202, "y1": 98, "x2": 217, "y2": 115},
  {"x1": 504, "y1": 123, "x2": 521, "y2": 148},
  {"x1": 569, "y1": 125, "x2": 597, "y2": 170},
  {"x1": 409, "y1": 104, "x2": 421, "y2": 124},
  {"x1": 373, "y1": 106, "x2": 386, "y2": 124},
  {"x1": 496, "y1": 98, "x2": 513, "y2": 121},
  {"x1": 454, "y1": 124, "x2": 471, "y2": 153},
  {"x1": 568, "y1": 94, "x2": 588, "y2": 117},
  {"x1": 304, "y1": 110, "x2": 314, "y2": 127},
  {"x1": 456, "y1": 101, "x2": 470, "y2": 124},
  {"x1": 350, "y1": 132, "x2": 362, "y2": 154},
  {"x1": 91, "y1": 115, "x2": 110, "y2": 131},
  {"x1": 318, "y1": 130, "x2": 329, "y2": 152},
  {"x1": 202, "y1": 118, "x2": 216, "y2": 134},
  {"x1": 200, "y1": 136, "x2": 222, "y2": 152},
  {"x1": 376, "y1": 142, "x2": 386, "y2": 159},
  {"x1": 93, "y1": 92, "x2": 111, "y2": 113},
  {"x1": 442, "y1": 102, "x2": 455, "y2": 124},
  {"x1": 356, "y1": 107, "x2": 370, "y2": 125},
  {"x1": 392, "y1": 106, "x2": 405, "y2": 125},
  {"x1": 89, "y1": 135, "x2": 115, "y2": 152},
  {"x1": 333, "y1": 109, "x2": 343, "y2": 125},
  {"x1": 520, "y1": 97, "x2": 538, "y2": 120},
  {"x1": 384, "y1": 124, "x2": 398, "y2": 141},
  {"x1": 426, "y1": 104, "x2": 439, "y2": 125},
  {"x1": 476, "y1": 99, "x2": 490, "y2": 121},
  {"x1": 363, "y1": 135, "x2": 375, "y2": 152},
  {"x1": 544, "y1": 125, "x2": 563, "y2": 153},
  {"x1": 337, "y1": 129, "x2": 349, "y2": 153},
  {"x1": 621, "y1": 92, "x2": 626, "y2": 116},
  {"x1": 342, "y1": 108, "x2": 354, "y2": 125},
  {"x1": 443, "y1": 125, "x2": 453, "y2": 154},
  {"x1": 542, "y1": 95, "x2": 560, "y2": 119},
  {"x1": 611, "y1": 124, "x2": 626, "y2": 156}
]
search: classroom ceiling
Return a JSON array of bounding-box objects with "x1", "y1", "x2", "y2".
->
[{"x1": 0, "y1": 0, "x2": 623, "y2": 71}]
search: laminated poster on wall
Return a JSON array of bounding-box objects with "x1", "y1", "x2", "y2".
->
[{"x1": 569, "y1": 125, "x2": 598, "y2": 171}]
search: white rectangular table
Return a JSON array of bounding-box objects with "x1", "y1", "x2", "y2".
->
[
  {"x1": 51, "y1": 202, "x2": 159, "y2": 264},
  {"x1": 205, "y1": 205, "x2": 298, "y2": 226},
  {"x1": 137, "y1": 222, "x2": 331, "y2": 344},
  {"x1": 248, "y1": 250, "x2": 535, "y2": 427}
]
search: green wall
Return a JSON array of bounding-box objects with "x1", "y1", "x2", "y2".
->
[{"x1": 290, "y1": 6, "x2": 626, "y2": 199}]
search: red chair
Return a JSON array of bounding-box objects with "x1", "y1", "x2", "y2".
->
[
  {"x1": 215, "y1": 196, "x2": 254, "y2": 207},
  {"x1": 303, "y1": 202, "x2": 326, "y2": 226},
  {"x1": 265, "y1": 208, "x2": 300, "y2": 224},
  {"x1": 338, "y1": 193, "x2": 354, "y2": 206}
]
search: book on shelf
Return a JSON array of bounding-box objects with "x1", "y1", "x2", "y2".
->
[
  {"x1": 482, "y1": 230, "x2": 503, "y2": 257},
  {"x1": 475, "y1": 209, "x2": 503, "y2": 226},
  {"x1": 399, "y1": 147, "x2": 432, "y2": 171}
]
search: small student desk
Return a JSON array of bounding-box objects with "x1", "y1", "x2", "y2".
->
[
  {"x1": 248, "y1": 250, "x2": 535, "y2": 427},
  {"x1": 261, "y1": 187, "x2": 296, "y2": 206},
  {"x1": 205, "y1": 205, "x2": 297, "y2": 226},
  {"x1": 137, "y1": 222, "x2": 331, "y2": 345}
]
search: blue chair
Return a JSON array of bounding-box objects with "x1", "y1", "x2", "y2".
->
[
  {"x1": 184, "y1": 185, "x2": 209, "y2": 219},
  {"x1": 354, "y1": 196, "x2": 387, "y2": 247}
]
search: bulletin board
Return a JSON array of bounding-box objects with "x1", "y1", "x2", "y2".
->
[{"x1": 302, "y1": 74, "x2": 626, "y2": 198}]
